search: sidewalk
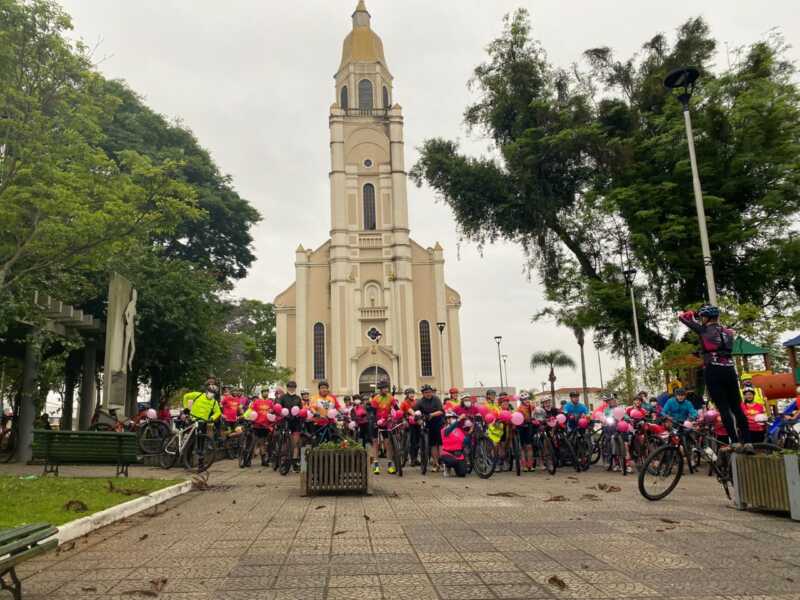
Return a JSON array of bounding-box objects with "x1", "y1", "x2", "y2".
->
[{"x1": 13, "y1": 459, "x2": 800, "y2": 599}]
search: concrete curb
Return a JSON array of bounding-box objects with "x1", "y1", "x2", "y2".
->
[{"x1": 52, "y1": 479, "x2": 193, "y2": 545}]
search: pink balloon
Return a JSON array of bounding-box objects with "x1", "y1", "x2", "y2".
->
[
  {"x1": 281, "y1": 408, "x2": 289, "y2": 417},
  {"x1": 392, "y1": 410, "x2": 404, "y2": 421},
  {"x1": 592, "y1": 411, "x2": 604, "y2": 421},
  {"x1": 577, "y1": 417, "x2": 589, "y2": 429},
  {"x1": 348, "y1": 421, "x2": 357, "y2": 430},
  {"x1": 755, "y1": 413, "x2": 767, "y2": 423},
  {"x1": 682, "y1": 420, "x2": 694, "y2": 430},
  {"x1": 463, "y1": 419, "x2": 473, "y2": 429},
  {"x1": 510, "y1": 412, "x2": 524, "y2": 426},
  {"x1": 273, "y1": 404, "x2": 282, "y2": 413},
  {"x1": 630, "y1": 409, "x2": 643, "y2": 420},
  {"x1": 377, "y1": 418, "x2": 385, "y2": 427},
  {"x1": 306, "y1": 411, "x2": 315, "y2": 421},
  {"x1": 705, "y1": 410, "x2": 719, "y2": 421},
  {"x1": 556, "y1": 413, "x2": 567, "y2": 425},
  {"x1": 298, "y1": 408, "x2": 308, "y2": 419},
  {"x1": 612, "y1": 406, "x2": 626, "y2": 420},
  {"x1": 499, "y1": 410, "x2": 512, "y2": 423},
  {"x1": 267, "y1": 413, "x2": 276, "y2": 422},
  {"x1": 327, "y1": 408, "x2": 339, "y2": 420},
  {"x1": 484, "y1": 413, "x2": 496, "y2": 424},
  {"x1": 146, "y1": 408, "x2": 157, "y2": 420},
  {"x1": 408, "y1": 416, "x2": 416, "y2": 425},
  {"x1": 616, "y1": 420, "x2": 630, "y2": 433},
  {"x1": 291, "y1": 406, "x2": 300, "y2": 416},
  {"x1": 477, "y1": 405, "x2": 489, "y2": 417}
]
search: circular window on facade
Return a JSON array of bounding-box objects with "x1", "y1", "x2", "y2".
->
[{"x1": 363, "y1": 159, "x2": 373, "y2": 168}]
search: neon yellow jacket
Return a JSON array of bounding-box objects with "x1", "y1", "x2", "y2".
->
[{"x1": 182, "y1": 391, "x2": 221, "y2": 422}]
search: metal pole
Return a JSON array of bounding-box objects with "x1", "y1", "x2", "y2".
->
[
  {"x1": 682, "y1": 105, "x2": 718, "y2": 305},
  {"x1": 502, "y1": 355, "x2": 509, "y2": 393},
  {"x1": 596, "y1": 346, "x2": 604, "y2": 389},
  {"x1": 495, "y1": 339, "x2": 504, "y2": 393},
  {"x1": 629, "y1": 284, "x2": 644, "y2": 369}
]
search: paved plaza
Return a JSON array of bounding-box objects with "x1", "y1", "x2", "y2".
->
[{"x1": 10, "y1": 460, "x2": 800, "y2": 600}]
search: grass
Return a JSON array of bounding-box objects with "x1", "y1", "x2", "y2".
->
[{"x1": 0, "y1": 476, "x2": 183, "y2": 528}]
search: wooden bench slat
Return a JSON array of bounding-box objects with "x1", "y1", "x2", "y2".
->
[
  {"x1": 0, "y1": 528, "x2": 58, "y2": 560},
  {"x1": 0, "y1": 539, "x2": 57, "y2": 569},
  {"x1": 0, "y1": 524, "x2": 52, "y2": 547}
]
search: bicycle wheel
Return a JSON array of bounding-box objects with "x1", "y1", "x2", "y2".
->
[
  {"x1": 590, "y1": 430, "x2": 603, "y2": 464},
  {"x1": 160, "y1": 433, "x2": 180, "y2": 469},
  {"x1": 225, "y1": 433, "x2": 240, "y2": 460},
  {"x1": 560, "y1": 434, "x2": 580, "y2": 472},
  {"x1": 540, "y1": 435, "x2": 557, "y2": 475},
  {"x1": 638, "y1": 445, "x2": 684, "y2": 501},
  {"x1": 390, "y1": 430, "x2": 404, "y2": 477},
  {"x1": 473, "y1": 435, "x2": 496, "y2": 479},
  {"x1": 576, "y1": 433, "x2": 592, "y2": 471},
  {"x1": 138, "y1": 421, "x2": 168, "y2": 455},
  {"x1": 271, "y1": 432, "x2": 283, "y2": 471},
  {"x1": 239, "y1": 432, "x2": 254, "y2": 468},
  {"x1": 512, "y1": 433, "x2": 521, "y2": 477},
  {"x1": 397, "y1": 429, "x2": 409, "y2": 468},
  {"x1": 613, "y1": 435, "x2": 627, "y2": 476},
  {"x1": 278, "y1": 434, "x2": 292, "y2": 476},
  {"x1": 419, "y1": 432, "x2": 430, "y2": 475}
]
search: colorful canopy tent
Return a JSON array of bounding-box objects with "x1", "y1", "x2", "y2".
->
[{"x1": 783, "y1": 334, "x2": 800, "y2": 384}]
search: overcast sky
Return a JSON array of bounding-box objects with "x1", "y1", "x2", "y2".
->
[{"x1": 58, "y1": 0, "x2": 800, "y2": 392}]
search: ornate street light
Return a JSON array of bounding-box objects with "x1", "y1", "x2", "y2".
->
[{"x1": 494, "y1": 336, "x2": 504, "y2": 393}]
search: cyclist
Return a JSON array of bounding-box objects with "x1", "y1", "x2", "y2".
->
[
  {"x1": 181, "y1": 383, "x2": 222, "y2": 471},
  {"x1": 400, "y1": 388, "x2": 420, "y2": 466},
  {"x1": 516, "y1": 392, "x2": 535, "y2": 472},
  {"x1": 447, "y1": 387, "x2": 460, "y2": 407},
  {"x1": 281, "y1": 381, "x2": 303, "y2": 473},
  {"x1": 371, "y1": 381, "x2": 398, "y2": 474},
  {"x1": 221, "y1": 387, "x2": 242, "y2": 433},
  {"x1": 415, "y1": 385, "x2": 444, "y2": 471},
  {"x1": 679, "y1": 304, "x2": 752, "y2": 451},
  {"x1": 440, "y1": 411, "x2": 468, "y2": 477},
  {"x1": 661, "y1": 387, "x2": 698, "y2": 423},
  {"x1": 563, "y1": 391, "x2": 589, "y2": 429},
  {"x1": 310, "y1": 381, "x2": 340, "y2": 423},
  {"x1": 484, "y1": 389, "x2": 500, "y2": 415},
  {"x1": 741, "y1": 388, "x2": 766, "y2": 444},
  {"x1": 300, "y1": 389, "x2": 311, "y2": 407},
  {"x1": 249, "y1": 390, "x2": 273, "y2": 466},
  {"x1": 352, "y1": 395, "x2": 373, "y2": 449}
]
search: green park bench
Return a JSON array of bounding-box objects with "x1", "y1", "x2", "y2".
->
[
  {"x1": 0, "y1": 523, "x2": 58, "y2": 600},
  {"x1": 31, "y1": 429, "x2": 139, "y2": 477}
]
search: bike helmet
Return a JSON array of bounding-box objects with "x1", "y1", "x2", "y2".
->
[
  {"x1": 318, "y1": 381, "x2": 330, "y2": 389},
  {"x1": 485, "y1": 389, "x2": 497, "y2": 397},
  {"x1": 404, "y1": 387, "x2": 416, "y2": 395},
  {"x1": 519, "y1": 391, "x2": 530, "y2": 401},
  {"x1": 445, "y1": 410, "x2": 457, "y2": 418},
  {"x1": 378, "y1": 380, "x2": 390, "y2": 390},
  {"x1": 449, "y1": 387, "x2": 459, "y2": 394},
  {"x1": 420, "y1": 384, "x2": 434, "y2": 392},
  {"x1": 697, "y1": 304, "x2": 720, "y2": 319}
]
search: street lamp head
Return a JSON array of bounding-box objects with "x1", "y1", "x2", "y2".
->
[
  {"x1": 623, "y1": 268, "x2": 637, "y2": 284},
  {"x1": 664, "y1": 66, "x2": 700, "y2": 107},
  {"x1": 436, "y1": 322, "x2": 446, "y2": 333},
  {"x1": 494, "y1": 336, "x2": 502, "y2": 344}
]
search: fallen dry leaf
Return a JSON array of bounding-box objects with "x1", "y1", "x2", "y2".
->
[
  {"x1": 580, "y1": 494, "x2": 600, "y2": 501},
  {"x1": 150, "y1": 577, "x2": 168, "y2": 592},
  {"x1": 660, "y1": 518, "x2": 679, "y2": 524},
  {"x1": 138, "y1": 534, "x2": 149, "y2": 542},
  {"x1": 315, "y1": 505, "x2": 325, "y2": 510},
  {"x1": 544, "y1": 495, "x2": 568, "y2": 502},
  {"x1": 81, "y1": 587, "x2": 97, "y2": 592},
  {"x1": 487, "y1": 492, "x2": 523, "y2": 498},
  {"x1": 605, "y1": 485, "x2": 621, "y2": 493},
  {"x1": 333, "y1": 530, "x2": 347, "y2": 536},
  {"x1": 596, "y1": 483, "x2": 608, "y2": 491},
  {"x1": 547, "y1": 575, "x2": 567, "y2": 590}
]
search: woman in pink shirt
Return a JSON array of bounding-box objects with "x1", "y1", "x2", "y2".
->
[{"x1": 439, "y1": 411, "x2": 468, "y2": 477}]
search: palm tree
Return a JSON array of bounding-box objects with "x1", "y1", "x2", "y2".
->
[{"x1": 530, "y1": 350, "x2": 577, "y2": 404}]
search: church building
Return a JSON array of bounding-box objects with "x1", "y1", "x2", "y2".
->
[{"x1": 274, "y1": 1, "x2": 464, "y2": 395}]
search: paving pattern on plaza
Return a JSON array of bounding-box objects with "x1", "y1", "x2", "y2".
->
[{"x1": 11, "y1": 460, "x2": 800, "y2": 600}]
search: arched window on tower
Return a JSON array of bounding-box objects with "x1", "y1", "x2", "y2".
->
[
  {"x1": 340, "y1": 86, "x2": 349, "y2": 110},
  {"x1": 358, "y1": 79, "x2": 373, "y2": 111},
  {"x1": 382, "y1": 86, "x2": 389, "y2": 109},
  {"x1": 313, "y1": 323, "x2": 326, "y2": 380},
  {"x1": 363, "y1": 184, "x2": 376, "y2": 230},
  {"x1": 419, "y1": 321, "x2": 433, "y2": 377}
]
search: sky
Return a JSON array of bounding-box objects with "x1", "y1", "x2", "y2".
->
[{"x1": 57, "y1": 0, "x2": 800, "y2": 393}]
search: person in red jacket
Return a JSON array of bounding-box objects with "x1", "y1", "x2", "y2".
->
[
  {"x1": 741, "y1": 388, "x2": 766, "y2": 443},
  {"x1": 250, "y1": 392, "x2": 273, "y2": 466},
  {"x1": 440, "y1": 411, "x2": 468, "y2": 477}
]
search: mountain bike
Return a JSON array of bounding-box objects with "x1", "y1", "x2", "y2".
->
[
  {"x1": 160, "y1": 418, "x2": 215, "y2": 471},
  {"x1": 418, "y1": 415, "x2": 431, "y2": 475},
  {"x1": 182, "y1": 421, "x2": 217, "y2": 471},
  {"x1": 237, "y1": 421, "x2": 255, "y2": 468},
  {"x1": 385, "y1": 419, "x2": 407, "y2": 477},
  {"x1": 270, "y1": 420, "x2": 293, "y2": 475},
  {"x1": 531, "y1": 422, "x2": 556, "y2": 475},
  {"x1": 467, "y1": 416, "x2": 496, "y2": 479}
]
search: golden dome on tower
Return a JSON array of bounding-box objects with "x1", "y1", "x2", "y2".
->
[{"x1": 338, "y1": 0, "x2": 388, "y2": 73}]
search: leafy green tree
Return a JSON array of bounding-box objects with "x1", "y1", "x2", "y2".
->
[
  {"x1": 411, "y1": 9, "x2": 800, "y2": 356},
  {"x1": 529, "y1": 350, "x2": 576, "y2": 403}
]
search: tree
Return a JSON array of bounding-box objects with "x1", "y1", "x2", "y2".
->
[
  {"x1": 411, "y1": 9, "x2": 800, "y2": 358},
  {"x1": 529, "y1": 350, "x2": 576, "y2": 403},
  {"x1": 0, "y1": 0, "x2": 198, "y2": 326}
]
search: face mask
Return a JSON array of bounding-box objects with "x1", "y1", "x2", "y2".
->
[
  {"x1": 463, "y1": 401, "x2": 471, "y2": 408},
  {"x1": 354, "y1": 399, "x2": 361, "y2": 405}
]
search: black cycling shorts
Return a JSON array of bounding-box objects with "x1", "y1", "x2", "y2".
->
[
  {"x1": 427, "y1": 417, "x2": 443, "y2": 446},
  {"x1": 286, "y1": 417, "x2": 303, "y2": 433},
  {"x1": 517, "y1": 424, "x2": 533, "y2": 445}
]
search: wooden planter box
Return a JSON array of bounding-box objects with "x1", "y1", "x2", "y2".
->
[
  {"x1": 301, "y1": 447, "x2": 368, "y2": 496},
  {"x1": 731, "y1": 453, "x2": 800, "y2": 520}
]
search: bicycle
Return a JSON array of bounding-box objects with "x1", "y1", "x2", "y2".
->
[
  {"x1": 237, "y1": 421, "x2": 256, "y2": 468},
  {"x1": 160, "y1": 419, "x2": 199, "y2": 469},
  {"x1": 549, "y1": 421, "x2": 580, "y2": 472},
  {"x1": 531, "y1": 421, "x2": 556, "y2": 475},
  {"x1": 0, "y1": 413, "x2": 17, "y2": 463},
  {"x1": 270, "y1": 419, "x2": 293, "y2": 475},
  {"x1": 466, "y1": 415, "x2": 496, "y2": 479},
  {"x1": 418, "y1": 414, "x2": 431, "y2": 475}
]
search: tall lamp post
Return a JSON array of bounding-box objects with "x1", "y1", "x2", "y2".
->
[
  {"x1": 664, "y1": 66, "x2": 717, "y2": 305},
  {"x1": 436, "y1": 322, "x2": 446, "y2": 392},
  {"x1": 502, "y1": 354, "x2": 509, "y2": 393},
  {"x1": 623, "y1": 267, "x2": 644, "y2": 371},
  {"x1": 494, "y1": 336, "x2": 504, "y2": 393}
]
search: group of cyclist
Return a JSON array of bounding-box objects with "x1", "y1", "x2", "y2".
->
[{"x1": 172, "y1": 303, "x2": 800, "y2": 475}]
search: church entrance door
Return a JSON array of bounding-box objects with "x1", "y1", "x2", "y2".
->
[{"x1": 359, "y1": 367, "x2": 389, "y2": 396}]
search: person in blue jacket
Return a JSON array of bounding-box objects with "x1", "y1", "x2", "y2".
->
[{"x1": 661, "y1": 388, "x2": 698, "y2": 423}]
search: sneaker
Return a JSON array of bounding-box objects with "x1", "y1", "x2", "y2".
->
[
  {"x1": 372, "y1": 463, "x2": 380, "y2": 475},
  {"x1": 612, "y1": 464, "x2": 621, "y2": 472},
  {"x1": 388, "y1": 462, "x2": 397, "y2": 475},
  {"x1": 292, "y1": 460, "x2": 301, "y2": 473}
]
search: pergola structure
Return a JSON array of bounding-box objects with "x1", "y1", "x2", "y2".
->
[
  {"x1": 9, "y1": 292, "x2": 103, "y2": 462},
  {"x1": 783, "y1": 334, "x2": 800, "y2": 385},
  {"x1": 732, "y1": 337, "x2": 771, "y2": 372}
]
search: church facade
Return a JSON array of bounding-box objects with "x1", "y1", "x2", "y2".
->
[{"x1": 274, "y1": 1, "x2": 464, "y2": 396}]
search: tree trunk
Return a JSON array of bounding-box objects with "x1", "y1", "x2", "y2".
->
[
  {"x1": 548, "y1": 367, "x2": 556, "y2": 404},
  {"x1": 149, "y1": 369, "x2": 162, "y2": 408},
  {"x1": 15, "y1": 333, "x2": 41, "y2": 463},
  {"x1": 61, "y1": 351, "x2": 81, "y2": 431},
  {"x1": 623, "y1": 336, "x2": 633, "y2": 402}
]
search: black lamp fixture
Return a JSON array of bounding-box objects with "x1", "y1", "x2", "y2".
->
[{"x1": 664, "y1": 66, "x2": 700, "y2": 108}]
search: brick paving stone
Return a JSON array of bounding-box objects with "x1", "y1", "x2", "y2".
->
[{"x1": 11, "y1": 459, "x2": 800, "y2": 600}]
